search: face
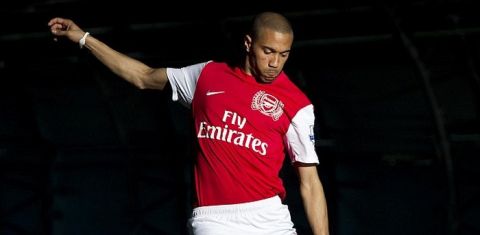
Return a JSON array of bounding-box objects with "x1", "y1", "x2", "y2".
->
[{"x1": 244, "y1": 28, "x2": 293, "y2": 83}]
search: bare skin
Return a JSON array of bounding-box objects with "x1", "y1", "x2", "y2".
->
[
  {"x1": 244, "y1": 28, "x2": 292, "y2": 83},
  {"x1": 48, "y1": 17, "x2": 168, "y2": 90}
]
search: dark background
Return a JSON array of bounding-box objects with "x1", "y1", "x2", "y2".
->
[{"x1": 1, "y1": 0, "x2": 479, "y2": 234}]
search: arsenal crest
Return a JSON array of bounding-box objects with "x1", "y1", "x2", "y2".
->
[{"x1": 251, "y1": 91, "x2": 284, "y2": 121}]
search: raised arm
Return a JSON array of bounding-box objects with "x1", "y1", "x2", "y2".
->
[
  {"x1": 296, "y1": 163, "x2": 330, "y2": 235},
  {"x1": 48, "y1": 17, "x2": 167, "y2": 90}
]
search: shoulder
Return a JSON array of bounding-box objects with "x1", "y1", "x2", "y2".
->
[
  {"x1": 198, "y1": 60, "x2": 238, "y2": 77},
  {"x1": 202, "y1": 60, "x2": 232, "y2": 70},
  {"x1": 270, "y1": 73, "x2": 313, "y2": 118},
  {"x1": 278, "y1": 72, "x2": 311, "y2": 103}
]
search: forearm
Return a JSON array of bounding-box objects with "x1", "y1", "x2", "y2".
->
[
  {"x1": 83, "y1": 35, "x2": 162, "y2": 89},
  {"x1": 300, "y1": 175, "x2": 330, "y2": 235}
]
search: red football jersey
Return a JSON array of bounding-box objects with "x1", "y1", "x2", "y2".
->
[{"x1": 167, "y1": 61, "x2": 319, "y2": 206}]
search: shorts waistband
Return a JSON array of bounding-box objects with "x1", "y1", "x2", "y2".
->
[{"x1": 192, "y1": 195, "x2": 282, "y2": 217}]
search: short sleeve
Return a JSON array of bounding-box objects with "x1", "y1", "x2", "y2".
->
[
  {"x1": 284, "y1": 104, "x2": 319, "y2": 164},
  {"x1": 166, "y1": 61, "x2": 210, "y2": 107}
]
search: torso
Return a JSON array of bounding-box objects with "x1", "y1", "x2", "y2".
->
[{"x1": 191, "y1": 62, "x2": 311, "y2": 206}]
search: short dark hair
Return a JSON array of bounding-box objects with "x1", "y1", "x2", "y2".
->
[{"x1": 250, "y1": 12, "x2": 293, "y2": 40}]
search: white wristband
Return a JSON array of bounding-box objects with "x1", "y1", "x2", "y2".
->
[{"x1": 79, "y1": 32, "x2": 90, "y2": 49}]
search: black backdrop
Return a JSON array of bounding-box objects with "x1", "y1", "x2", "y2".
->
[{"x1": 1, "y1": 1, "x2": 479, "y2": 234}]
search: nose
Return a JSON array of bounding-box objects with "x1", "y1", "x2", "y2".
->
[{"x1": 268, "y1": 54, "x2": 280, "y2": 68}]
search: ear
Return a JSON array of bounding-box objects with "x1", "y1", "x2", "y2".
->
[{"x1": 244, "y1": 34, "x2": 252, "y2": 52}]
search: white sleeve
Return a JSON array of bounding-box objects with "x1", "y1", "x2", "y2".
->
[
  {"x1": 284, "y1": 104, "x2": 320, "y2": 164},
  {"x1": 166, "y1": 61, "x2": 211, "y2": 107}
]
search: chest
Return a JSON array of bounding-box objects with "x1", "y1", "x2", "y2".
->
[{"x1": 192, "y1": 75, "x2": 290, "y2": 136}]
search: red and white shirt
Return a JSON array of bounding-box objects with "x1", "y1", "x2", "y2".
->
[{"x1": 167, "y1": 61, "x2": 319, "y2": 206}]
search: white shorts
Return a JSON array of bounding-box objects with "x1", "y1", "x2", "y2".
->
[{"x1": 188, "y1": 195, "x2": 297, "y2": 235}]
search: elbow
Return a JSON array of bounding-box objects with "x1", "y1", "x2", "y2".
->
[
  {"x1": 131, "y1": 72, "x2": 151, "y2": 89},
  {"x1": 131, "y1": 78, "x2": 147, "y2": 90},
  {"x1": 134, "y1": 79, "x2": 164, "y2": 90},
  {"x1": 135, "y1": 80, "x2": 148, "y2": 90},
  {"x1": 134, "y1": 77, "x2": 164, "y2": 90},
  {"x1": 130, "y1": 68, "x2": 167, "y2": 90},
  {"x1": 129, "y1": 67, "x2": 153, "y2": 90}
]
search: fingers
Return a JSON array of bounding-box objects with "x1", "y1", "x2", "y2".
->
[
  {"x1": 47, "y1": 17, "x2": 70, "y2": 27},
  {"x1": 48, "y1": 17, "x2": 84, "y2": 42},
  {"x1": 50, "y1": 24, "x2": 66, "y2": 35},
  {"x1": 48, "y1": 17, "x2": 71, "y2": 35}
]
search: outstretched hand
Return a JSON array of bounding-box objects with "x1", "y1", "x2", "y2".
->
[{"x1": 48, "y1": 17, "x2": 85, "y2": 43}]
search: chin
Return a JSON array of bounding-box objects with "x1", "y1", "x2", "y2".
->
[{"x1": 260, "y1": 77, "x2": 276, "y2": 83}]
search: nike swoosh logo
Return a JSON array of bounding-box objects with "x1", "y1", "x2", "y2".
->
[{"x1": 206, "y1": 91, "x2": 225, "y2": 96}]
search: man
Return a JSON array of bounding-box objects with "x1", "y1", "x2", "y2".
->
[{"x1": 48, "y1": 11, "x2": 329, "y2": 235}]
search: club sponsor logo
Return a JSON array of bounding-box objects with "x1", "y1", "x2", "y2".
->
[{"x1": 197, "y1": 110, "x2": 268, "y2": 156}]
